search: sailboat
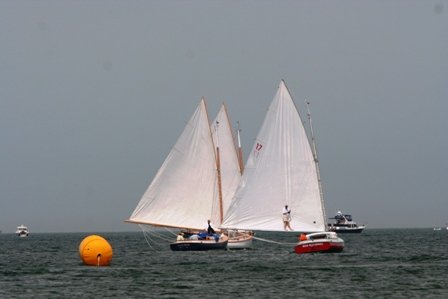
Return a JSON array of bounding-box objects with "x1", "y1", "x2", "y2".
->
[
  {"x1": 221, "y1": 80, "x2": 344, "y2": 254},
  {"x1": 212, "y1": 105, "x2": 253, "y2": 249},
  {"x1": 127, "y1": 99, "x2": 228, "y2": 251}
]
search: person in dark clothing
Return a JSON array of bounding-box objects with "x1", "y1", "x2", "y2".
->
[{"x1": 207, "y1": 219, "x2": 215, "y2": 234}]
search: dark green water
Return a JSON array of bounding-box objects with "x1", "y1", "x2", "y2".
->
[{"x1": 1, "y1": 229, "x2": 447, "y2": 298}]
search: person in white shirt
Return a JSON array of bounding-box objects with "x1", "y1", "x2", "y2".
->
[{"x1": 282, "y1": 205, "x2": 293, "y2": 231}]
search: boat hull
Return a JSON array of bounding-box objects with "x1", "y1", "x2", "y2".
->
[
  {"x1": 294, "y1": 239, "x2": 344, "y2": 254},
  {"x1": 226, "y1": 230, "x2": 253, "y2": 250},
  {"x1": 329, "y1": 226, "x2": 364, "y2": 233},
  {"x1": 227, "y1": 236, "x2": 253, "y2": 250},
  {"x1": 170, "y1": 239, "x2": 228, "y2": 251},
  {"x1": 294, "y1": 232, "x2": 344, "y2": 254}
]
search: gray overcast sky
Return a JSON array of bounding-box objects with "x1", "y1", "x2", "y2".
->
[{"x1": 1, "y1": 1, "x2": 447, "y2": 233}]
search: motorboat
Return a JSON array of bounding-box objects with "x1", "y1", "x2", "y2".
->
[
  {"x1": 328, "y1": 211, "x2": 365, "y2": 233},
  {"x1": 16, "y1": 225, "x2": 29, "y2": 237},
  {"x1": 294, "y1": 231, "x2": 344, "y2": 254}
]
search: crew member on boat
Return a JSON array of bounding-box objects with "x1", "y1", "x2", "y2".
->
[
  {"x1": 207, "y1": 220, "x2": 215, "y2": 234},
  {"x1": 204, "y1": 220, "x2": 220, "y2": 242},
  {"x1": 282, "y1": 205, "x2": 293, "y2": 231}
]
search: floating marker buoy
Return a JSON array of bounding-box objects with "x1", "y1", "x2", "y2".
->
[{"x1": 79, "y1": 235, "x2": 113, "y2": 266}]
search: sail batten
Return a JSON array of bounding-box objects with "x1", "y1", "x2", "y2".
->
[{"x1": 221, "y1": 81, "x2": 326, "y2": 232}]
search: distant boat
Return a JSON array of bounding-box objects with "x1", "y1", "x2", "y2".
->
[
  {"x1": 221, "y1": 80, "x2": 344, "y2": 254},
  {"x1": 328, "y1": 211, "x2": 366, "y2": 233},
  {"x1": 433, "y1": 227, "x2": 442, "y2": 231},
  {"x1": 16, "y1": 225, "x2": 29, "y2": 237}
]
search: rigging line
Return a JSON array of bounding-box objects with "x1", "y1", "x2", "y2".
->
[
  {"x1": 143, "y1": 229, "x2": 171, "y2": 249},
  {"x1": 147, "y1": 228, "x2": 176, "y2": 242},
  {"x1": 144, "y1": 227, "x2": 173, "y2": 244},
  {"x1": 140, "y1": 225, "x2": 176, "y2": 242},
  {"x1": 163, "y1": 227, "x2": 178, "y2": 237},
  {"x1": 253, "y1": 236, "x2": 297, "y2": 246},
  {"x1": 147, "y1": 233, "x2": 170, "y2": 248},
  {"x1": 140, "y1": 225, "x2": 156, "y2": 251},
  {"x1": 139, "y1": 225, "x2": 170, "y2": 250}
]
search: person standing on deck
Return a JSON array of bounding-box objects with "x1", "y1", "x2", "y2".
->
[{"x1": 282, "y1": 205, "x2": 293, "y2": 231}]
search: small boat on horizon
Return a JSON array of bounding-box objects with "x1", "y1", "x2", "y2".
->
[{"x1": 16, "y1": 225, "x2": 29, "y2": 237}]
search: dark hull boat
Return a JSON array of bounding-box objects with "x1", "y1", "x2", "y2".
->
[
  {"x1": 170, "y1": 239, "x2": 228, "y2": 251},
  {"x1": 170, "y1": 232, "x2": 228, "y2": 251},
  {"x1": 126, "y1": 100, "x2": 247, "y2": 250}
]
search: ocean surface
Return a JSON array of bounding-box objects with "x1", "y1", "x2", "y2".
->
[{"x1": 1, "y1": 229, "x2": 447, "y2": 298}]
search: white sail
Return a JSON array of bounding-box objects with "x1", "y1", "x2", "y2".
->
[
  {"x1": 128, "y1": 99, "x2": 219, "y2": 231},
  {"x1": 211, "y1": 104, "x2": 242, "y2": 225},
  {"x1": 222, "y1": 80, "x2": 326, "y2": 232}
]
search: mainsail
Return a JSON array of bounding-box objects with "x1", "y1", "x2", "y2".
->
[
  {"x1": 221, "y1": 80, "x2": 326, "y2": 232},
  {"x1": 128, "y1": 99, "x2": 220, "y2": 230},
  {"x1": 210, "y1": 104, "x2": 242, "y2": 224}
]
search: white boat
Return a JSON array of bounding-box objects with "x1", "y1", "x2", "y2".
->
[
  {"x1": 16, "y1": 225, "x2": 29, "y2": 237},
  {"x1": 221, "y1": 80, "x2": 344, "y2": 254},
  {"x1": 328, "y1": 211, "x2": 366, "y2": 233},
  {"x1": 127, "y1": 99, "x2": 250, "y2": 250}
]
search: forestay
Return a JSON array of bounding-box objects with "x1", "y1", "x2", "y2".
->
[{"x1": 221, "y1": 80, "x2": 326, "y2": 232}]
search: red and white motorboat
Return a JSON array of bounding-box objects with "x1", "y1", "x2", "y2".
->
[{"x1": 294, "y1": 231, "x2": 344, "y2": 254}]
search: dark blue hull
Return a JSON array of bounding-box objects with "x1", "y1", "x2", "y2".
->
[{"x1": 170, "y1": 240, "x2": 228, "y2": 251}]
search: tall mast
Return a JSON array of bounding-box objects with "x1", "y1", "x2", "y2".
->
[
  {"x1": 214, "y1": 120, "x2": 224, "y2": 223},
  {"x1": 306, "y1": 100, "x2": 327, "y2": 229},
  {"x1": 236, "y1": 121, "x2": 244, "y2": 174}
]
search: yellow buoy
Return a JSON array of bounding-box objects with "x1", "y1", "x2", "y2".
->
[{"x1": 79, "y1": 235, "x2": 113, "y2": 266}]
